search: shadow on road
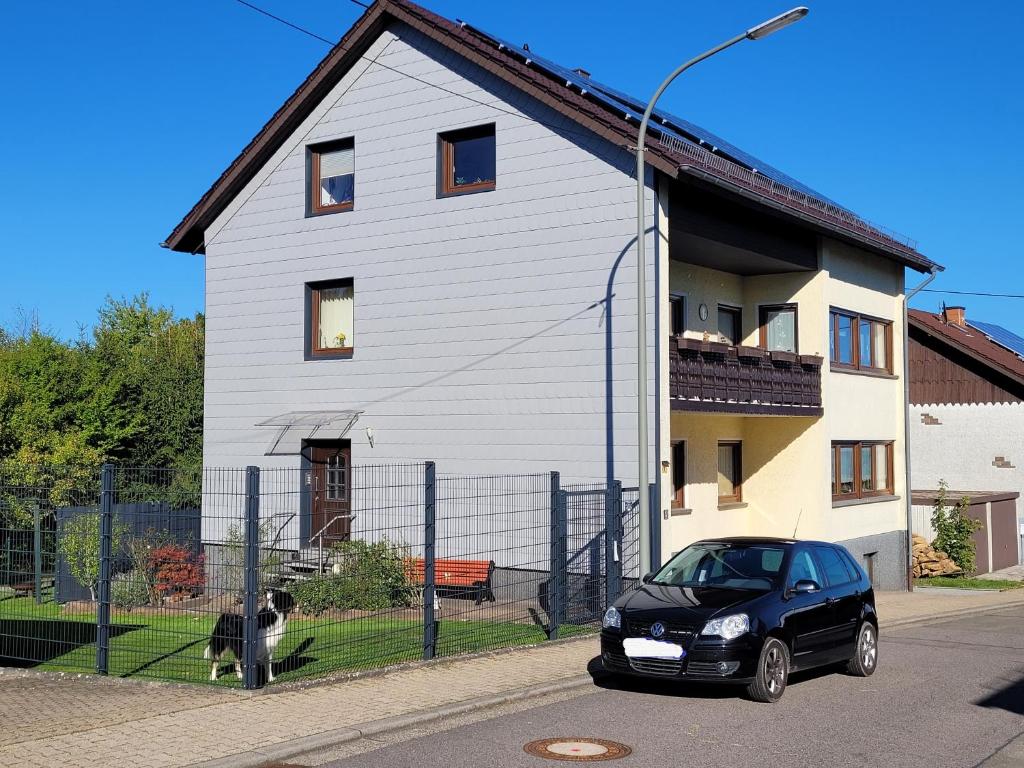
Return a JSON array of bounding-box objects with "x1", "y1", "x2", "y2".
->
[
  {"x1": 975, "y1": 670, "x2": 1024, "y2": 716},
  {"x1": 586, "y1": 655, "x2": 846, "y2": 700}
]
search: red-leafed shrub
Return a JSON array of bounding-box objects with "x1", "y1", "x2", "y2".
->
[{"x1": 149, "y1": 544, "x2": 205, "y2": 601}]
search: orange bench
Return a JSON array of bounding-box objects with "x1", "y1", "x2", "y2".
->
[{"x1": 405, "y1": 557, "x2": 496, "y2": 605}]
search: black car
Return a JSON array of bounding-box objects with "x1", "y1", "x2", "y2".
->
[{"x1": 600, "y1": 537, "x2": 878, "y2": 702}]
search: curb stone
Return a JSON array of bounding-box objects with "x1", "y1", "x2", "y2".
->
[
  {"x1": 186, "y1": 675, "x2": 594, "y2": 768},
  {"x1": 187, "y1": 597, "x2": 1024, "y2": 768}
]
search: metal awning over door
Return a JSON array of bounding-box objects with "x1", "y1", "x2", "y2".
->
[{"x1": 255, "y1": 410, "x2": 362, "y2": 455}]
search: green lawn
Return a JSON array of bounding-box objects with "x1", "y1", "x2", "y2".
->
[
  {"x1": 0, "y1": 597, "x2": 595, "y2": 687},
  {"x1": 914, "y1": 577, "x2": 1024, "y2": 591}
]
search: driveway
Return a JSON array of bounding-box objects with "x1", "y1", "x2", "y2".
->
[{"x1": 302, "y1": 604, "x2": 1024, "y2": 768}]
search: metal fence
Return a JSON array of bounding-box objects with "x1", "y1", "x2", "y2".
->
[{"x1": 0, "y1": 462, "x2": 650, "y2": 689}]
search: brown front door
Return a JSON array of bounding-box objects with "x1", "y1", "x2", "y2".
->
[{"x1": 307, "y1": 441, "x2": 352, "y2": 547}]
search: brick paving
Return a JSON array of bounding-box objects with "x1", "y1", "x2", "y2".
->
[{"x1": 2, "y1": 589, "x2": 1024, "y2": 768}]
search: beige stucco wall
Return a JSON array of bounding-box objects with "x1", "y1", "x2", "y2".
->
[
  {"x1": 821, "y1": 238, "x2": 908, "y2": 541},
  {"x1": 659, "y1": 233, "x2": 910, "y2": 559},
  {"x1": 663, "y1": 412, "x2": 826, "y2": 559}
]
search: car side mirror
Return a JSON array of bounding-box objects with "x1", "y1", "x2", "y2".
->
[
  {"x1": 642, "y1": 572, "x2": 656, "y2": 584},
  {"x1": 792, "y1": 579, "x2": 820, "y2": 595}
]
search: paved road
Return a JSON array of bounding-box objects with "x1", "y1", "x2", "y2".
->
[{"x1": 294, "y1": 605, "x2": 1024, "y2": 768}]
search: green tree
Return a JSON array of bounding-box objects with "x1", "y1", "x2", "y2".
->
[
  {"x1": 931, "y1": 481, "x2": 983, "y2": 575},
  {"x1": 0, "y1": 294, "x2": 204, "y2": 476},
  {"x1": 57, "y1": 512, "x2": 129, "y2": 601}
]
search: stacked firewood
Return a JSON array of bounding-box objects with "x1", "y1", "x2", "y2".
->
[{"x1": 911, "y1": 533, "x2": 963, "y2": 578}]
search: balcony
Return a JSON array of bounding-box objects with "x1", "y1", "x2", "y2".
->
[{"x1": 670, "y1": 336, "x2": 823, "y2": 416}]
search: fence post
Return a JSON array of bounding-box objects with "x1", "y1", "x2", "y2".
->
[
  {"x1": 423, "y1": 461, "x2": 437, "y2": 661},
  {"x1": 96, "y1": 464, "x2": 114, "y2": 676},
  {"x1": 606, "y1": 481, "x2": 623, "y2": 604},
  {"x1": 33, "y1": 504, "x2": 42, "y2": 604},
  {"x1": 648, "y1": 483, "x2": 661, "y2": 572},
  {"x1": 548, "y1": 471, "x2": 563, "y2": 640},
  {"x1": 242, "y1": 466, "x2": 261, "y2": 690}
]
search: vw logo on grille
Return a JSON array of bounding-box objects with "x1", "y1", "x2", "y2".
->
[{"x1": 650, "y1": 621, "x2": 666, "y2": 639}]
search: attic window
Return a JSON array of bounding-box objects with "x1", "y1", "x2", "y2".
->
[
  {"x1": 438, "y1": 124, "x2": 496, "y2": 196},
  {"x1": 309, "y1": 139, "x2": 354, "y2": 215}
]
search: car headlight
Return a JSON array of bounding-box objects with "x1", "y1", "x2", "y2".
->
[
  {"x1": 602, "y1": 606, "x2": 621, "y2": 629},
  {"x1": 701, "y1": 613, "x2": 749, "y2": 640}
]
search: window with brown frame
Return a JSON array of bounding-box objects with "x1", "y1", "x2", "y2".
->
[
  {"x1": 759, "y1": 304, "x2": 798, "y2": 353},
  {"x1": 717, "y1": 441, "x2": 742, "y2": 504},
  {"x1": 671, "y1": 441, "x2": 686, "y2": 509},
  {"x1": 829, "y1": 309, "x2": 892, "y2": 373},
  {"x1": 308, "y1": 139, "x2": 355, "y2": 215},
  {"x1": 438, "y1": 124, "x2": 495, "y2": 196},
  {"x1": 831, "y1": 441, "x2": 894, "y2": 500},
  {"x1": 670, "y1": 294, "x2": 686, "y2": 336},
  {"x1": 306, "y1": 279, "x2": 354, "y2": 358},
  {"x1": 717, "y1": 305, "x2": 741, "y2": 346}
]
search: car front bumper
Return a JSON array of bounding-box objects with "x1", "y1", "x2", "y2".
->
[{"x1": 600, "y1": 631, "x2": 762, "y2": 683}]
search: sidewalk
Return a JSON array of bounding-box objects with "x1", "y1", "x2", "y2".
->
[{"x1": 2, "y1": 588, "x2": 1023, "y2": 768}]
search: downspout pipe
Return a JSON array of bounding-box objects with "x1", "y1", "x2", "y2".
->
[{"x1": 903, "y1": 266, "x2": 938, "y2": 590}]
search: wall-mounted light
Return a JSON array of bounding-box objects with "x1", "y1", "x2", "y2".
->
[{"x1": 365, "y1": 426, "x2": 375, "y2": 448}]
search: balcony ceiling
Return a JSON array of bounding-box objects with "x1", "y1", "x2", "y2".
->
[{"x1": 669, "y1": 182, "x2": 817, "y2": 276}]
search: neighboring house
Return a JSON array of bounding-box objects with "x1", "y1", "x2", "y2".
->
[
  {"x1": 164, "y1": 0, "x2": 938, "y2": 588},
  {"x1": 908, "y1": 306, "x2": 1024, "y2": 570}
]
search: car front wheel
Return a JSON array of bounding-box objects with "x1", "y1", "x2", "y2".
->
[
  {"x1": 847, "y1": 621, "x2": 878, "y2": 677},
  {"x1": 747, "y1": 637, "x2": 789, "y2": 703}
]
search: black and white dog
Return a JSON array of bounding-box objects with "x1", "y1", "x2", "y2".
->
[{"x1": 205, "y1": 588, "x2": 295, "y2": 683}]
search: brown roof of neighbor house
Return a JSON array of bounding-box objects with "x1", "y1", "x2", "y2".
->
[
  {"x1": 908, "y1": 308, "x2": 1024, "y2": 388},
  {"x1": 163, "y1": 0, "x2": 939, "y2": 275}
]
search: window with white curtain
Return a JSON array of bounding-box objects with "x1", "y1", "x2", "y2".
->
[
  {"x1": 308, "y1": 280, "x2": 354, "y2": 356},
  {"x1": 760, "y1": 304, "x2": 798, "y2": 353},
  {"x1": 310, "y1": 139, "x2": 354, "y2": 214}
]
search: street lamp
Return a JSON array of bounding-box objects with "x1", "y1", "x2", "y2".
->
[{"x1": 634, "y1": 7, "x2": 809, "y2": 577}]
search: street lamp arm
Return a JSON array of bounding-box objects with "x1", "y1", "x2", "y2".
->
[
  {"x1": 635, "y1": 32, "x2": 747, "y2": 156},
  {"x1": 633, "y1": 9, "x2": 807, "y2": 578}
]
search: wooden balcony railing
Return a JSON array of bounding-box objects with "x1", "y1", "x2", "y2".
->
[{"x1": 670, "y1": 336, "x2": 823, "y2": 415}]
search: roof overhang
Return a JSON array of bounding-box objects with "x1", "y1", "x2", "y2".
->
[{"x1": 163, "y1": 0, "x2": 941, "y2": 276}]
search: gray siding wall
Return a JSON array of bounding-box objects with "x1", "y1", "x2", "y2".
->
[{"x1": 201, "y1": 24, "x2": 657, "y2": 540}]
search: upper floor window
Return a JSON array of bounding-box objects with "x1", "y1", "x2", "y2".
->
[
  {"x1": 760, "y1": 304, "x2": 797, "y2": 353},
  {"x1": 309, "y1": 139, "x2": 355, "y2": 215},
  {"x1": 438, "y1": 124, "x2": 495, "y2": 196},
  {"x1": 829, "y1": 309, "x2": 892, "y2": 373},
  {"x1": 307, "y1": 279, "x2": 354, "y2": 358},
  {"x1": 832, "y1": 440, "x2": 894, "y2": 500},
  {"x1": 717, "y1": 305, "x2": 741, "y2": 346}
]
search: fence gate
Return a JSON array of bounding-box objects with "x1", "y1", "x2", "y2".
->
[{"x1": 554, "y1": 481, "x2": 624, "y2": 627}]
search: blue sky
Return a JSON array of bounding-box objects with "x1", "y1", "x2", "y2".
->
[{"x1": 2, "y1": 0, "x2": 1022, "y2": 338}]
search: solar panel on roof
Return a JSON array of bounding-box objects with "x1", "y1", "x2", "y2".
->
[
  {"x1": 463, "y1": 23, "x2": 842, "y2": 207},
  {"x1": 967, "y1": 320, "x2": 1024, "y2": 359}
]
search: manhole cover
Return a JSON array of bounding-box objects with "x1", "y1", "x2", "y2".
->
[{"x1": 524, "y1": 738, "x2": 632, "y2": 762}]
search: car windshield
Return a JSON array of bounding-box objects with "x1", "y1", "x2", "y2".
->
[{"x1": 649, "y1": 543, "x2": 787, "y2": 592}]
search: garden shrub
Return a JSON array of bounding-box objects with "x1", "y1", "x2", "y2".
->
[
  {"x1": 931, "y1": 480, "x2": 983, "y2": 575},
  {"x1": 112, "y1": 569, "x2": 150, "y2": 611},
  {"x1": 221, "y1": 520, "x2": 283, "y2": 595},
  {"x1": 125, "y1": 527, "x2": 176, "y2": 606},
  {"x1": 149, "y1": 544, "x2": 204, "y2": 601},
  {"x1": 292, "y1": 539, "x2": 413, "y2": 616}
]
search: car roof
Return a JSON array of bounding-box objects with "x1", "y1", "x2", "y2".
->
[{"x1": 695, "y1": 537, "x2": 798, "y2": 546}]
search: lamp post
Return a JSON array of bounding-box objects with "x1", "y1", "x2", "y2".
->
[{"x1": 634, "y1": 8, "x2": 809, "y2": 577}]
